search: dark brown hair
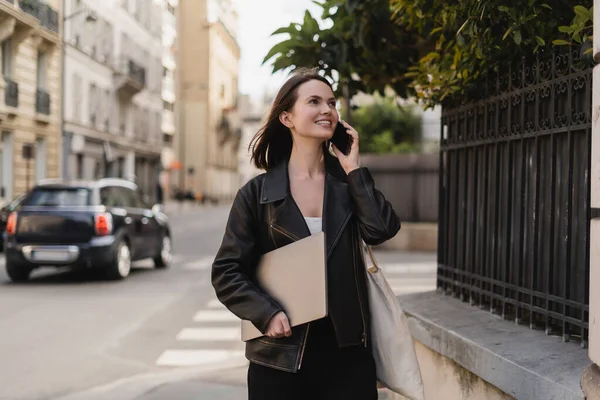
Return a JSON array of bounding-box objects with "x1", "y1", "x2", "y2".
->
[{"x1": 249, "y1": 68, "x2": 334, "y2": 170}]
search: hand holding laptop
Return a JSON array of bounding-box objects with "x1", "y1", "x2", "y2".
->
[
  {"x1": 241, "y1": 231, "x2": 327, "y2": 341},
  {"x1": 266, "y1": 311, "x2": 292, "y2": 338}
]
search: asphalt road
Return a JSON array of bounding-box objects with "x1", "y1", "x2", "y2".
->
[
  {"x1": 0, "y1": 203, "x2": 437, "y2": 400},
  {"x1": 0, "y1": 205, "x2": 236, "y2": 400}
]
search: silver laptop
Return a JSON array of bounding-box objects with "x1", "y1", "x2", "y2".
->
[{"x1": 241, "y1": 231, "x2": 327, "y2": 341}]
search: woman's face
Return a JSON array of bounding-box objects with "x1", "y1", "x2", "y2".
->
[{"x1": 282, "y1": 79, "x2": 338, "y2": 142}]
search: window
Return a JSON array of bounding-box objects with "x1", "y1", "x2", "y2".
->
[
  {"x1": 36, "y1": 52, "x2": 47, "y2": 90},
  {"x1": 73, "y1": 74, "x2": 82, "y2": 122},
  {"x1": 104, "y1": 89, "x2": 111, "y2": 131},
  {"x1": 75, "y1": 154, "x2": 83, "y2": 179},
  {"x1": 2, "y1": 39, "x2": 13, "y2": 78},
  {"x1": 163, "y1": 100, "x2": 174, "y2": 111},
  {"x1": 89, "y1": 83, "x2": 97, "y2": 126},
  {"x1": 23, "y1": 188, "x2": 91, "y2": 207},
  {"x1": 35, "y1": 138, "x2": 46, "y2": 183},
  {"x1": 100, "y1": 186, "x2": 131, "y2": 208}
]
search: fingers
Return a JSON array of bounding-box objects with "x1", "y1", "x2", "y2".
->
[
  {"x1": 340, "y1": 120, "x2": 359, "y2": 141},
  {"x1": 331, "y1": 144, "x2": 342, "y2": 158},
  {"x1": 265, "y1": 313, "x2": 292, "y2": 338},
  {"x1": 281, "y1": 314, "x2": 292, "y2": 337}
]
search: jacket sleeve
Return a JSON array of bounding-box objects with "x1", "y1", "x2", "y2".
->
[
  {"x1": 347, "y1": 167, "x2": 401, "y2": 246},
  {"x1": 211, "y1": 188, "x2": 283, "y2": 334}
]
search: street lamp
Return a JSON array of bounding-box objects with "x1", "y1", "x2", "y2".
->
[{"x1": 60, "y1": 5, "x2": 97, "y2": 179}]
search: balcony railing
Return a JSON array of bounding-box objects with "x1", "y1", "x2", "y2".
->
[
  {"x1": 18, "y1": 0, "x2": 59, "y2": 33},
  {"x1": 35, "y1": 88, "x2": 50, "y2": 115},
  {"x1": 5, "y1": 78, "x2": 18, "y2": 108},
  {"x1": 127, "y1": 59, "x2": 146, "y2": 86}
]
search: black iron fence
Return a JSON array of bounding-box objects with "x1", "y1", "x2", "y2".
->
[{"x1": 437, "y1": 51, "x2": 592, "y2": 346}]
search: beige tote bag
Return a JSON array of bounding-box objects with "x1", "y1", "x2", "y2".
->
[{"x1": 362, "y1": 242, "x2": 425, "y2": 400}]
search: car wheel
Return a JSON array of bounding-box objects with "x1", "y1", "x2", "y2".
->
[
  {"x1": 153, "y1": 235, "x2": 172, "y2": 268},
  {"x1": 106, "y1": 240, "x2": 131, "y2": 280},
  {"x1": 6, "y1": 262, "x2": 33, "y2": 282}
]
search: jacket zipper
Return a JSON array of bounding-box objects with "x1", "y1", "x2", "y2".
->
[
  {"x1": 270, "y1": 223, "x2": 300, "y2": 241},
  {"x1": 297, "y1": 323, "x2": 310, "y2": 370},
  {"x1": 353, "y1": 231, "x2": 368, "y2": 347}
]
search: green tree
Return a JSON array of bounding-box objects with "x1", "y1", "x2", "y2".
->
[
  {"x1": 265, "y1": 0, "x2": 592, "y2": 110},
  {"x1": 350, "y1": 96, "x2": 422, "y2": 154},
  {"x1": 263, "y1": 0, "x2": 426, "y2": 119},
  {"x1": 390, "y1": 0, "x2": 592, "y2": 107}
]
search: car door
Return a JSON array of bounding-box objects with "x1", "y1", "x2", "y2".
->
[
  {"x1": 131, "y1": 189, "x2": 161, "y2": 258},
  {"x1": 113, "y1": 186, "x2": 145, "y2": 259},
  {"x1": 101, "y1": 186, "x2": 141, "y2": 258}
]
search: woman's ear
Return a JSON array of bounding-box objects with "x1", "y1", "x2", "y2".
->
[{"x1": 279, "y1": 112, "x2": 293, "y2": 128}]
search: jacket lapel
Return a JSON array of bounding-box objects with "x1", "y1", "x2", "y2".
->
[
  {"x1": 260, "y1": 156, "x2": 354, "y2": 256},
  {"x1": 323, "y1": 171, "x2": 353, "y2": 258},
  {"x1": 260, "y1": 161, "x2": 311, "y2": 241}
]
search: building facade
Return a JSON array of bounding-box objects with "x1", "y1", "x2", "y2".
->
[
  {"x1": 62, "y1": 0, "x2": 163, "y2": 201},
  {"x1": 160, "y1": 0, "x2": 176, "y2": 202},
  {"x1": 0, "y1": 0, "x2": 62, "y2": 201},
  {"x1": 176, "y1": 0, "x2": 240, "y2": 201}
]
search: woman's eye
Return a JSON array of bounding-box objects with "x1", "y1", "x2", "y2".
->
[
  {"x1": 328, "y1": 102, "x2": 336, "y2": 107},
  {"x1": 309, "y1": 99, "x2": 318, "y2": 104}
]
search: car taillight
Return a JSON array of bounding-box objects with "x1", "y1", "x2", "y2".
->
[
  {"x1": 5, "y1": 212, "x2": 16, "y2": 235},
  {"x1": 95, "y1": 213, "x2": 112, "y2": 236}
]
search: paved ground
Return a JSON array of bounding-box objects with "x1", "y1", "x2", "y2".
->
[{"x1": 0, "y1": 203, "x2": 435, "y2": 400}]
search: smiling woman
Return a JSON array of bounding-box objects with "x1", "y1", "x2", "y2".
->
[{"x1": 213, "y1": 68, "x2": 401, "y2": 399}]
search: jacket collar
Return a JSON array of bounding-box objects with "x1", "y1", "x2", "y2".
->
[{"x1": 260, "y1": 154, "x2": 353, "y2": 258}]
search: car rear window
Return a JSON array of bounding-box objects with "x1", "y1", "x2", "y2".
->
[{"x1": 22, "y1": 188, "x2": 91, "y2": 207}]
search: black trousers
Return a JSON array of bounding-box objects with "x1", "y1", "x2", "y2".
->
[{"x1": 247, "y1": 317, "x2": 378, "y2": 400}]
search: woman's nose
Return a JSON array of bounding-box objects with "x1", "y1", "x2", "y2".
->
[{"x1": 321, "y1": 105, "x2": 332, "y2": 114}]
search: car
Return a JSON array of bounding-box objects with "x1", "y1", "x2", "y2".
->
[
  {"x1": 4, "y1": 178, "x2": 172, "y2": 282},
  {"x1": 0, "y1": 193, "x2": 25, "y2": 251}
]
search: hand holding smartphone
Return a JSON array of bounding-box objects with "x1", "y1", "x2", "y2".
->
[{"x1": 329, "y1": 120, "x2": 353, "y2": 156}]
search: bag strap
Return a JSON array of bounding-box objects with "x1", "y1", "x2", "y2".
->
[{"x1": 362, "y1": 240, "x2": 380, "y2": 273}]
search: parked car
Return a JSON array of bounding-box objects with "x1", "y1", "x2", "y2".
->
[
  {"x1": 0, "y1": 193, "x2": 25, "y2": 251},
  {"x1": 4, "y1": 178, "x2": 172, "y2": 282}
]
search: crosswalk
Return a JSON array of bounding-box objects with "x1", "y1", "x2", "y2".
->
[
  {"x1": 155, "y1": 293, "x2": 245, "y2": 368},
  {"x1": 155, "y1": 256, "x2": 437, "y2": 371}
]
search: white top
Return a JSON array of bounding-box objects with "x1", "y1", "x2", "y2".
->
[{"x1": 304, "y1": 217, "x2": 323, "y2": 235}]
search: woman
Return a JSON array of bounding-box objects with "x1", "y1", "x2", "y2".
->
[{"x1": 212, "y1": 68, "x2": 400, "y2": 399}]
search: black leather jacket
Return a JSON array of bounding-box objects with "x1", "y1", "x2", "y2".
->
[{"x1": 212, "y1": 158, "x2": 400, "y2": 372}]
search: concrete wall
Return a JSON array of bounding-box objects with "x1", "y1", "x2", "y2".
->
[
  {"x1": 361, "y1": 153, "x2": 438, "y2": 223},
  {"x1": 407, "y1": 341, "x2": 514, "y2": 400}
]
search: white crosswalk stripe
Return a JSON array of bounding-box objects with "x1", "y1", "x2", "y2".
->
[
  {"x1": 156, "y1": 349, "x2": 244, "y2": 367},
  {"x1": 193, "y1": 310, "x2": 238, "y2": 322},
  {"x1": 176, "y1": 327, "x2": 240, "y2": 341},
  {"x1": 155, "y1": 255, "x2": 436, "y2": 371}
]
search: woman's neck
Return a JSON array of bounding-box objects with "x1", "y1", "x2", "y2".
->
[{"x1": 288, "y1": 141, "x2": 325, "y2": 180}]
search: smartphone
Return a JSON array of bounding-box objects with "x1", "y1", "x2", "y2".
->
[{"x1": 330, "y1": 120, "x2": 353, "y2": 155}]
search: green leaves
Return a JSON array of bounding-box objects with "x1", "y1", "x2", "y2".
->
[
  {"x1": 574, "y1": 5, "x2": 592, "y2": 20},
  {"x1": 264, "y1": 0, "x2": 593, "y2": 110},
  {"x1": 554, "y1": 5, "x2": 593, "y2": 47}
]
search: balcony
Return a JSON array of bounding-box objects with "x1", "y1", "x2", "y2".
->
[
  {"x1": 5, "y1": 78, "x2": 18, "y2": 108},
  {"x1": 18, "y1": 0, "x2": 59, "y2": 33},
  {"x1": 35, "y1": 88, "x2": 49, "y2": 115},
  {"x1": 114, "y1": 58, "x2": 146, "y2": 100},
  {"x1": 162, "y1": 109, "x2": 175, "y2": 135}
]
